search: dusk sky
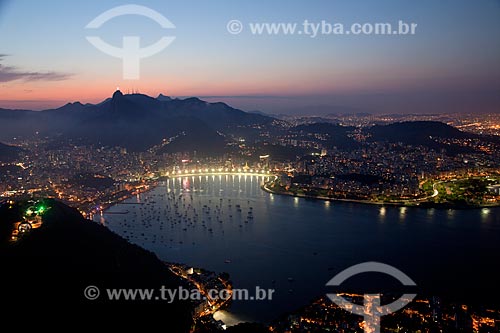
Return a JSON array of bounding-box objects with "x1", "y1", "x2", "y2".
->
[{"x1": 1, "y1": 0, "x2": 499, "y2": 114}]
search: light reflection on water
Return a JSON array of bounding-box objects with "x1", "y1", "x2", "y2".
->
[{"x1": 96, "y1": 175, "x2": 500, "y2": 323}]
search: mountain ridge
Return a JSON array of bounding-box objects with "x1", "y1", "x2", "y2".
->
[
  {"x1": 0, "y1": 95, "x2": 494, "y2": 157},
  {"x1": 0, "y1": 91, "x2": 275, "y2": 154}
]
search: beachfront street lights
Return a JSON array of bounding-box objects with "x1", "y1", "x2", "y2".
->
[{"x1": 166, "y1": 166, "x2": 274, "y2": 178}]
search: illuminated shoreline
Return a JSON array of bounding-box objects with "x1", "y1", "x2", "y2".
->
[
  {"x1": 261, "y1": 180, "x2": 500, "y2": 210},
  {"x1": 166, "y1": 171, "x2": 274, "y2": 179}
]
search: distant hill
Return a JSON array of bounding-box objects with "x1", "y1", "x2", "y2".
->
[
  {"x1": 0, "y1": 199, "x2": 193, "y2": 330},
  {"x1": 0, "y1": 91, "x2": 275, "y2": 154},
  {"x1": 367, "y1": 121, "x2": 477, "y2": 154},
  {"x1": 292, "y1": 123, "x2": 360, "y2": 150},
  {"x1": 368, "y1": 121, "x2": 470, "y2": 141},
  {"x1": 2, "y1": 96, "x2": 495, "y2": 159},
  {"x1": 156, "y1": 121, "x2": 228, "y2": 156}
]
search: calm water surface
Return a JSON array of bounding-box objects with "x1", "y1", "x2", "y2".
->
[{"x1": 95, "y1": 175, "x2": 500, "y2": 323}]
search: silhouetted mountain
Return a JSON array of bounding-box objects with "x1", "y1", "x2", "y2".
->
[
  {"x1": 164, "y1": 98, "x2": 271, "y2": 128},
  {"x1": 157, "y1": 93, "x2": 172, "y2": 101},
  {"x1": 369, "y1": 121, "x2": 469, "y2": 140},
  {"x1": 292, "y1": 123, "x2": 360, "y2": 150},
  {"x1": 3, "y1": 95, "x2": 493, "y2": 159},
  {"x1": 0, "y1": 199, "x2": 193, "y2": 330},
  {"x1": 367, "y1": 121, "x2": 477, "y2": 154},
  {"x1": 156, "y1": 121, "x2": 228, "y2": 156},
  {"x1": 0, "y1": 142, "x2": 23, "y2": 162},
  {"x1": 50, "y1": 101, "x2": 87, "y2": 112},
  {"x1": 0, "y1": 91, "x2": 275, "y2": 154}
]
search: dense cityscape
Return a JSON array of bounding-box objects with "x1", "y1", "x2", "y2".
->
[
  {"x1": 271, "y1": 294, "x2": 500, "y2": 333},
  {"x1": 1, "y1": 111, "x2": 499, "y2": 216}
]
